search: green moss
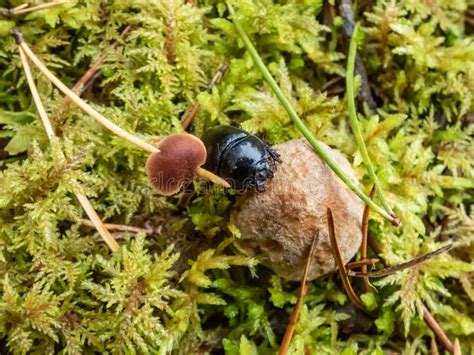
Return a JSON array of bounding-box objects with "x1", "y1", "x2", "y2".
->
[{"x1": 0, "y1": 0, "x2": 473, "y2": 353}]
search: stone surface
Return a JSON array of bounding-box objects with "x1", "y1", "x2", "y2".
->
[{"x1": 232, "y1": 138, "x2": 364, "y2": 281}]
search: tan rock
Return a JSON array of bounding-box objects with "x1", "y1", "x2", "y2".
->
[{"x1": 232, "y1": 138, "x2": 364, "y2": 281}]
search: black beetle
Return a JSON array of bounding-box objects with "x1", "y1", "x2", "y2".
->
[{"x1": 201, "y1": 125, "x2": 281, "y2": 192}]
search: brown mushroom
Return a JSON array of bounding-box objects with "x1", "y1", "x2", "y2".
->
[{"x1": 146, "y1": 134, "x2": 208, "y2": 195}]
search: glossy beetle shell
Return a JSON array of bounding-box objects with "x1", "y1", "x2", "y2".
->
[{"x1": 202, "y1": 126, "x2": 280, "y2": 192}]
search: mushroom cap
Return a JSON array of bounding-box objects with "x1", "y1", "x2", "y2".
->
[
  {"x1": 232, "y1": 139, "x2": 364, "y2": 281},
  {"x1": 146, "y1": 134, "x2": 207, "y2": 195}
]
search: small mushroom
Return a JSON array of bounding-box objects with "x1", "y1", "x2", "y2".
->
[
  {"x1": 232, "y1": 138, "x2": 365, "y2": 281},
  {"x1": 146, "y1": 134, "x2": 207, "y2": 195}
]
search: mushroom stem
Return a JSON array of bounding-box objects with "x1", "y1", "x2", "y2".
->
[
  {"x1": 195, "y1": 167, "x2": 231, "y2": 188},
  {"x1": 19, "y1": 45, "x2": 119, "y2": 252},
  {"x1": 15, "y1": 31, "x2": 230, "y2": 190},
  {"x1": 17, "y1": 38, "x2": 159, "y2": 155}
]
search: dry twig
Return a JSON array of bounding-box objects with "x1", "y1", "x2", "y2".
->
[
  {"x1": 367, "y1": 233, "x2": 455, "y2": 353},
  {"x1": 348, "y1": 244, "x2": 453, "y2": 278}
]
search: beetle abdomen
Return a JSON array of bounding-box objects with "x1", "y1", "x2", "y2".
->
[
  {"x1": 202, "y1": 125, "x2": 280, "y2": 192},
  {"x1": 219, "y1": 136, "x2": 270, "y2": 190},
  {"x1": 202, "y1": 126, "x2": 247, "y2": 173}
]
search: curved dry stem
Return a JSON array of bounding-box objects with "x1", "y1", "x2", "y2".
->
[
  {"x1": 227, "y1": 3, "x2": 398, "y2": 226},
  {"x1": 17, "y1": 36, "x2": 230, "y2": 189},
  {"x1": 360, "y1": 185, "x2": 376, "y2": 291},
  {"x1": 10, "y1": 0, "x2": 68, "y2": 15},
  {"x1": 19, "y1": 46, "x2": 119, "y2": 252},
  {"x1": 18, "y1": 40, "x2": 159, "y2": 154}
]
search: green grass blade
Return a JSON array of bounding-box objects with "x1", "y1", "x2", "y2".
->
[
  {"x1": 226, "y1": 3, "x2": 399, "y2": 226},
  {"x1": 346, "y1": 23, "x2": 397, "y2": 219}
]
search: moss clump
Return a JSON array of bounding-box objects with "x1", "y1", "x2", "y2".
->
[{"x1": 0, "y1": 0, "x2": 473, "y2": 353}]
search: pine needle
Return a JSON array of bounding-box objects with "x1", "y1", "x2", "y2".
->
[
  {"x1": 18, "y1": 45, "x2": 119, "y2": 252},
  {"x1": 423, "y1": 305, "x2": 454, "y2": 353},
  {"x1": 367, "y1": 234, "x2": 455, "y2": 353},
  {"x1": 346, "y1": 258, "x2": 379, "y2": 270},
  {"x1": 61, "y1": 25, "x2": 133, "y2": 115},
  {"x1": 15, "y1": 32, "x2": 159, "y2": 154}
]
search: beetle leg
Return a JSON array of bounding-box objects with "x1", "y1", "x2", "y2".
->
[
  {"x1": 256, "y1": 180, "x2": 266, "y2": 192},
  {"x1": 244, "y1": 179, "x2": 255, "y2": 192},
  {"x1": 266, "y1": 153, "x2": 280, "y2": 178},
  {"x1": 229, "y1": 120, "x2": 242, "y2": 129},
  {"x1": 264, "y1": 141, "x2": 282, "y2": 164}
]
